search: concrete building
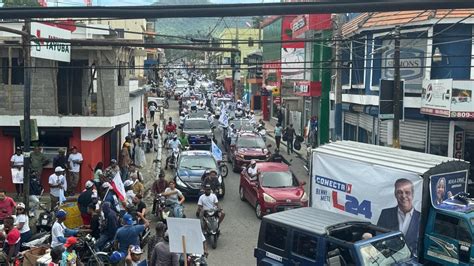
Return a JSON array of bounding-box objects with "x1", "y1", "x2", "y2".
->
[{"x1": 0, "y1": 21, "x2": 148, "y2": 192}]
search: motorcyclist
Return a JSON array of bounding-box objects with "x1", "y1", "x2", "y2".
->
[
  {"x1": 161, "y1": 180, "x2": 185, "y2": 218},
  {"x1": 165, "y1": 120, "x2": 177, "y2": 135},
  {"x1": 151, "y1": 171, "x2": 168, "y2": 215},
  {"x1": 236, "y1": 100, "x2": 243, "y2": 110},
  {"x1": 269, "y1": 149, "x2": 292, "y2": 165},
  {"x1": 235, "y1": 107, "x2": 244, "y2": 118},
  {"x1": 201, "y1": 169, "x2": 220, "y2": 192},
  {"x1": 95, "y1": 202, "x2": 119, "y2": 251},
  {"x1": 179, "y1": 112, "x2": 187, "y2": 128},
  {"x1": 51, "y1": 209, "x2": 81, "y2": 248},
  {"x1": 196, "y1": 184, "x2": 225, "y2": 230},
  {"x1": 178, "y1": 131, "x2": 189, "y2": 148}
]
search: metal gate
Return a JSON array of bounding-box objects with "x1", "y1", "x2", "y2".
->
[
  {"x1": 358, "y1": 114, "x2": 373, "y2": 132},
  {"x1": 289, "y1": 111, "x2": 302, "y2": 136},
  {"x1": 379, "y1": 119, "x2": 427, "y2": 150},
  {"x1": 344, "y1": 112, "x2": 358, "y2": 126},
  {"x1": 429, "y1": 120, "x2": 449, "y2": 146}
]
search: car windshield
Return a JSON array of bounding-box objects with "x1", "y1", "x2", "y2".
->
[
  {"x1": 237, "y1": 136, "x2": 265, "y2": 148},
  {"x1": 179, "y1": 155, "x2": 217, "y2": 170},
  {"x1": 184, "y1": 120, "x2": 210, "y2": 130},
  {"x1": 234, "y1": 120, "x2": 253, "y2": 131},
  {"x1": 359, "y1": 235, "x2": 412, "y2": 266},
  {"x1": 260, "y1": 171, "x2": 297, "y2": 188},
  {"x1": 177, "y1": 80, "x2": 188, "y2": 86}
]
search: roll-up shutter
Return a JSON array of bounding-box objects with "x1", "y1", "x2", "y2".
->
[
  {"x1": 430, "y1": 120, "x2": 449, "y2": 145},
  {"x1": 400, "y1": 119, "x2": 427, "y2": 150},
  {"x1": 359, "y1": 114, "x2": 373, "y2": 132},
  {"x1": 464, "y1": 127, "x2": 474, "y2": 141},
  {"x1": 380, "y1": 120, "x2": 388, "y2": 144},
  {"x1": 344, "y1": 112, "x2": 358, "y2": 126}
]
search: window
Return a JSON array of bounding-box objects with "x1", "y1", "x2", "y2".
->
[
  {"x1": 434, "y1": 213, "x2": 472, "y2": 243},
  {"x1": 292, "y1": 231, "x2": 317, "y2": 260},
  {"x1": 264, "y1": 223, "x2": 288, "y2": 250},
  {"x1": 115, "y1": 28, "x2": 125, "y2": 38},
  {"x1": 2, "y1": 57, "x2": 24, "y2": 85},
  {"x1": 351, "y1": 39, "x2": 365, "y2": 86},
  {"x1": 326, "y1": 243, "x2": 356, "y2": 266}
]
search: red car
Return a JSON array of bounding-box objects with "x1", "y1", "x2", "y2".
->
[
  {"x1": 239, "y1": 162, "x2": 308, "y2": 219},
  {"x1": 230, "y1": 132, "x2": 271, "y2": 172}
]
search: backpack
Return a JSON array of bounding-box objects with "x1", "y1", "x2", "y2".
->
[{"x1": 294, "y1": 140, "x2": 302, "y2": 151}]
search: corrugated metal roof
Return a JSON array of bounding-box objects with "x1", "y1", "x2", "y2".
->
[
  {"x1": 264, "y1": 207, "x2": 367, "y2": 235},
  {"x1": 313, "y1": 141, "x2": 462, "y2": 175},
  {"x1": 342, "y1": 9, "x2": 474, "y2": 37}
]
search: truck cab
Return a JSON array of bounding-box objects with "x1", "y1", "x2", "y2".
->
[
  {"x1": 423, "y1": 194, "x2": 474, "y2": 265},
  {"x1": 255, "y1": 207, "x2": 418, "y2": 266}
]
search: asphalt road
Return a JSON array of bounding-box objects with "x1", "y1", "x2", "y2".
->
[{"x1": 142, "y1": 100, "x2": 310, "y2": 265}]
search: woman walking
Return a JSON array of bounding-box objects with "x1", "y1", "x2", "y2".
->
[{"x1": 274, "y1": 123, "x2": 283, "y2": 150}]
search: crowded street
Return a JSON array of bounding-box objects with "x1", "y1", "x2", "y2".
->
[{"x1": 1, "y1": 1, "x2": 474, "y2": 266}]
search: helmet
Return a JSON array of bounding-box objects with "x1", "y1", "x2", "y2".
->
[
  {"x1": 250, "y1": 159, "x2": 256, "y2": 165},
  {"x1": 16, "y1": 202, "x2": 25, "y2": 209}
]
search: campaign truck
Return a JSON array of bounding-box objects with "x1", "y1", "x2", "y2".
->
[{"x1": 310, "y1": 141, "x2": 473, "y2": 265}]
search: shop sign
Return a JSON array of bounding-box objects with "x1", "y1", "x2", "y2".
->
[
  {"x1": 453, "y1": 126, "x2": 465, "y2": 160},
  {"x1": 290, "y1": 14, "x2": 332, "y2": 38},
  {"x1": 273, "y1": 96, "x2": 281, "y2": 104},
  {"x1": 294, "y1": 81, "x2": 309, "y2": 93},
  {"x1": 291, "y1": 16, "x2": 306, "y2": 34},
  {"x1": 420, "y1": 79, "x2": 452, "y2": 118},
  {"x1": 421, "y1": 79, "x2": 474, "y2": 119},
  {"x1": 31, "y1": 22, "x2": 71, "y2": 62},
  {"x1": 294, "y1": 81, "x2": 322, "y2": 97}
]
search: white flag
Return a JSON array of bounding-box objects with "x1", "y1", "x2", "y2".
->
[{"x1": 211, "y1": 141, "x2": 223, "y2": 161}]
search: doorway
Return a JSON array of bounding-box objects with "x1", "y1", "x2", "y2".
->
[{"x1": 57, "y1": 60, "x2": 88, "y2": 115}]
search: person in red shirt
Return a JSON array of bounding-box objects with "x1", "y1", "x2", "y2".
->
[
  {"x1": 2, "y1": 216, "x2": 20, "y2": 264},
  {"x1": 165, "y1": 121, "x2": 177, "y2": 134},
  {"x1": 0, "y1": 190, "x2": 16, "y2": 223},
  {"x1": 151, "y1": 171, "x2": 169, "y2": 215}
]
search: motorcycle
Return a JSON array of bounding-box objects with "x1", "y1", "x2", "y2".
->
[
  {"x1": 76, "y1": 234, "x2": 113, "y2": 266},
  {"x1": 165, "y1": 147, "x2": 180, "y2": 170},
  {"x1": 154, "y1": 195, "x2": 172, "y2": 222},
  {"x1": 36, "y1": 204, "x2": 54, "y2": 233},
  {"x1": 21, "y1": 231, "x2": 51, "y2": 251},
  {"x1": 166, "y1": 198, "x2": 185, "y2": 218},
  {"x1": 203, "y1": 208, "x2": 220, "y2": 249}
]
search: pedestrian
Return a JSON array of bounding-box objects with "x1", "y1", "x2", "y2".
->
[
  {"x1": 53, "y1": 148, "x2": 68, "y2": 170},
  {"x1": 86, "y1": 203, "x2": 100, "y2": 239},
  {"x1": 147, "y1": 222, "x2": 166, "y2": 262},
  {"x1": 124, "y1": 180, "x2": 136, "y2": 206},
  {"x1": 93, "y1": 162, "x2": 104, "y2": 192},
  {"x1": 77, "y1": 180, "x2": 97, "y2": 226},
  {"x1": 133, "y1": 194, "x2": 147, "y2": 224},
  {"x1": 125, "y1": 245, "x2": 146, "y2": 266},
  {"x1": 114, "y1": 213, "x2": 150, "y2": 256},
  {"x1": 277, "y1": 108, "x2": 284, "y2": 125},
  {"x1": 29, "y1": 170, "x2": 43, "y2": 217},
  {"x1": 284, "y1": 124, "x2": 296, "y2": 155},
  {"x1": 48, "y1": 245, "x2": 65, "y2": 266},
  {"x1": 134, "y1": 139, "x2": 147, "y2": 168},
  {"x1": 149, "y1": 231, "x2": 179, "y2": 266},
  {"x1": 49, "y1": 167, "x2": 67, "y2": 211},
  {"x1": 95, "y1": 202, "x2": 119, "y2": 251},
  {"x1": 0, "y1": 190, "x2": 16, "y2": 224},
  {"x1": 61, "y1": 237, "x2": 79, "y2": 265},
  {"x1": 2, "y1": 216, "x2": 21, "y2": 264},
  {"x1": 131, "y1": 168, "x2": 144, "y2": 196},
  {"x1": 119, "y1": 143, "x2": 132, "y2": 181},
  {"x1": 30, "y1": 145, "x2": 49, "y2": 179},
  {"x1": 274, "y1": 123, "x2": 283, "y2": 150},
  {"x1": 14, "y1": 202, "x2": 31, "y2": 246},
  {"x1": 149, "y1": 103, "x2": 157, "y2": 121},
  {"x1": 10, "y1": 147, "x2": 24, "y2": 198},
  {"x1": 67, "y1": 146, "x2": 83, "y2": 196},
  {"x1": 152, "y1": 123, "x2": 159, "y2": 152}
]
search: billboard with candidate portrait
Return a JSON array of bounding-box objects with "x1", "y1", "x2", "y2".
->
[
  {"x1": 429, "y1": 171, "x2": 468, "y2": 208},
  {"x1": 311, "y1": 153, "x2": 423, "y2": 253}
]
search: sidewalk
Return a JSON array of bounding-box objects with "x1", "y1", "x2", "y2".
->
[{"x1": 254, "y1": 112, "x2": 310, "y2": 164}]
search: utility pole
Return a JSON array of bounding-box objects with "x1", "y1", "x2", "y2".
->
[
  {"x1": 334, "y1": 14, "x2": 343, "y2": 141},
  {"x1": 22, "y1": 19, "x2": 32, "y2": 210},
  {"x1": 392, "y1": 26, "x2": 401, "y2": 148}
]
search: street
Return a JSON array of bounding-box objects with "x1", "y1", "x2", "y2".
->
[{"x1": 142, "y1": 100, "x2": 309, "y2": 265}]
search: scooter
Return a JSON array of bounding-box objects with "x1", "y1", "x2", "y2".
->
[
  {"x1": 36, "y1": 204, "x2": 54, "y2": 233},
  {"x1": 180, "y1": 254, "x2": 208, "y2": 266},
  {"x1": 166, "y1": 198, "x2": 185, "y2": 218},
  {"x1": 154, "y1": 195, "x2": 172, "y2": 223},
  {"x1": 203, "y1": 208, "x2": 220, "y2": 249}
]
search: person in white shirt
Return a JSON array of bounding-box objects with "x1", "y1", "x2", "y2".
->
[
  {"x1": 247, "y1": 160, "x2": 258, "y2": 180},
  {"x1": 67, "y1": 146, "x2": 83, "y2": 196},
  {"x1": 168, "y1": 135, "x2": 182, "y2": 150},
  {"x1": 149, "y1": 104, "x2": 157, "y2": 122},
  {"x1": 196, "y1": 184, "x2": 225, "y2": 230},
  {"x1": 14, "y1": 202, "x2": 31, "y2": 246},
  {"x1": 10, "y1": 147, "x2": 24, "y2": 197},
  {"x1": 51, "y1": 209, "x2": 79, "y2": 248},
  {"x1": 49, "y1": 166, "x2": 67, "y2": 211}
]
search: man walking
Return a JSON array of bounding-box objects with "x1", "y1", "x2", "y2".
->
[
  {"x1": 284, "y1": 124, "x2": 296, "y2": 155},
  {"x1": 53, "y1": 148, "x2": 68, "y2": 170},
  {"x1": 149, "y1": 103, "x2": 157, "y2": 122},
  {"x1": 67, "y1": 146, "x2": 83, "y2": 196}
]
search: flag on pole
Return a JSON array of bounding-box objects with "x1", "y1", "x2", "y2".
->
[
  {"x1": 110, "y1": 171, "x2": 126, "y2": 202},
  {"x1": 219, "y1": 111, "x2": 229, "y2": 128},
  {"x1": 211, "y1": 140, "x2": 223, "y2": 161}
]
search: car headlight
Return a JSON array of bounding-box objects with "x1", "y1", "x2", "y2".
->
[
  {"x1": 175, "y1": 176, "x2": 187, "y2": 188},
  {"x1": 263, "y1": 193, "x2": 276, "y2": 203},
  {"x1": 218, "y1": 175, "x2": 222, "y2": 183},
  {"x1": 301, "y1": 192, "x2": 309, "y2": 202}
]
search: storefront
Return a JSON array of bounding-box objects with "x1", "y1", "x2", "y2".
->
[{"x1": 295, "y1": 81, "x2": 322, "y2": 144}]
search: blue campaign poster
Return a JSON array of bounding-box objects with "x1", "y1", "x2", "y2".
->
[{"x1": 429, "y1": 170, "x2": 468, "y2": 207}]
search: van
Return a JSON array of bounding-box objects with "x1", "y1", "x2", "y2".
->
[{"x1": 254, "y1": 207, "x2": 419, "y2": 265}]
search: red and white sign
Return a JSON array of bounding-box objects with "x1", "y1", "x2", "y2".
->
[
  {"x1": 291, "y1": 14, "x2": 332, "y2": 38},
  {"x1": 31, "y1": 22, "x2": 71, "y2": 62},
  {"x1": 294, "y1": 81, "x2": 322, "y2": 97},
  {"x1": 273, "y1": 96, "x2": 281, "y2": 104}
]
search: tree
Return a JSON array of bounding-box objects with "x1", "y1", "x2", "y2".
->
[{"x1": 3, "y1": 0, "x2": 41, "y2": 7}]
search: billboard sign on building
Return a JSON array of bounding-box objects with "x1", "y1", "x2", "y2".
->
[
  {"x1": 31, "y1": 22, "x2": 71, "y2": 62},
  {"x1": 281, "y1": 48, "x2": 305, "y2": 80},
  {"x1": 421, "y1": 79, "x2": 474, "y2": 119},
  {"x1": 420, "y1": 79, "x2": 452, "y2": 117}
]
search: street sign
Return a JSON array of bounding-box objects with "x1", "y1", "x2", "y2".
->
[
  {"x1": 273, "y1": 96, "x2": 281, "y2": 104},
  {"x1": 31, "y1": 22, "x2": 71, "y2": 62},
  {"x1": 379, "y1": 79, "x2": 404, "y2": 120}
]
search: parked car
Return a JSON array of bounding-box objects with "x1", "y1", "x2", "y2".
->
[
  {"x1": 240, "y1": 162, "x2": 307, "y2": 218},
  {"x1": 175, "y1": 150, "x2": 225, "y2": 198},
  {"x1": 230, "y1": 132, "x2": 270, "y2": 172},
  {"x1": 182, "y1": 117, "x2": 214, "y2": 150}
]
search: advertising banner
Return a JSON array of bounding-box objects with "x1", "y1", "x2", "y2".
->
[
  {"x1": 311, "y1": 153, "x2": 422, "y2": 253},
  {"x1": 420, "y1": 79, "x2": 452, "y2": 117},
  {"x1": 449, "y1": 80, "x2": 474, "y2": 119},
  {"x1": 281, "y1": 48, "x2": 305, "y2": 80},
  {"x1": 429, "y1": 171, "x2": 467, "y2": 208},
  {"x1": 31, "y1": 22, "x2": 71, "y2": 62}
]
